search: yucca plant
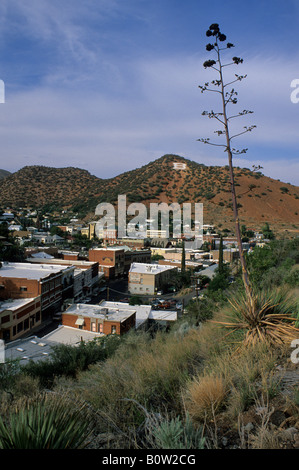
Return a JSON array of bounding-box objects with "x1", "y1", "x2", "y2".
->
[
  {"x1": 213, "y1": 288, "x2": 299, "y2": 347},
  {"x1": 152, "y1": 413, "x2": 205, "y2": 449},
  {"x1": 0, "y1": 393, "x2": 91, "y2": 449}
]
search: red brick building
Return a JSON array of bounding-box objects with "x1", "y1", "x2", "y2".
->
[
  {"x1": 89, "y1": 247, "x2": 125, "y2": 279},
  {"x1": 62, "y1": 303, "x2": 135, "y2": 336},
  {"x1": 0, "y1": 297, "x2": 41, "y2": 342},
  {"x1": 0, "y1": 262, "x2": 73, "y2": 318}
]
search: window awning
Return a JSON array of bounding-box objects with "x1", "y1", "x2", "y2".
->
[{"x1": 75, "y1": 318, "x2": 84, "y2": 326}]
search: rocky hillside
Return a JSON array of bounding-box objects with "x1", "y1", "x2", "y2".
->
[{"x1": 1, "y1": 155, "x2": 299, "y2": 234}]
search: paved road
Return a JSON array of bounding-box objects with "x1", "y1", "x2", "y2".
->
[{"x1": 90, "y1": 277, "x2": 198, "y2": 309}]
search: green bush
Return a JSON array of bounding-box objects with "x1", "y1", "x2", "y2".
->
[
  {"x1": 21, "y1": 336, "x2": 122, "y2": 387},
  {"x1": 0, "y1": 393, "x2": 91, "y2": 449}
]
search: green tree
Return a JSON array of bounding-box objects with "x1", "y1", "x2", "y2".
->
[
  {"x1": 181, "y1": 240, "x2": 186, "y2": 274},
  {"x1": 261, "y1": 222, "x2": 275, "y2": 240},
  {"x1": 218, "y1": 235, "x2": 224, "y2": 274}
]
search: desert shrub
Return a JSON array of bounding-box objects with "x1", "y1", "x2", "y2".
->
[
  {"x1": 53, "y1": 328, "x2": 203, "y2": 434},
  {"x1": 214, "y1": 288, "x2": 299, "y2": 347},
  {"x1": 0, "y1": 393, "x2": 91, "y2": 449},
  {"x1": 150, "y1": 413, "x2": 205, "y2": 449},
  {"x1": 284, "y1": 267, "x2": 299, "y2": 287}
]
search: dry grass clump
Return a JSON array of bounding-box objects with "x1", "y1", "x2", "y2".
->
[{"x1": 184, "y1": 375, "x2": 228, "y2": 422}]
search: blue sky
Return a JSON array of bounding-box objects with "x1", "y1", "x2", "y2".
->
[{"x1": 0, "y1": 0, "x2": 299, "y2": 185}]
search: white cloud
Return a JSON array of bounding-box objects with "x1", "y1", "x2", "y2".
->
[{"x1": 0, "y1": 42, "x2": 298, "y2": 186}]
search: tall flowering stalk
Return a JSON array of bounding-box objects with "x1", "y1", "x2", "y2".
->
[
  {"x1": 198, "y1": 23, "x2": 255, "y2": 303},
  {"x1": 199, "y1": 24, "x2": 299, "y2": 346}
]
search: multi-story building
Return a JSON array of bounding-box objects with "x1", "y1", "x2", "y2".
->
[
  {"x1": 89, "y1": 247, "x2": 125, "y2": 279},
  {"x1": 124, "y1": 249, "x2": 152, "y2": 275},
  {"x1": 0, "y1": 297, "x2": 41, "y2": 342},
  {"x1": 128, "y1": 262, "x2": 177, "y2": 295},
  {"x1": 0, "y1": 262, "x2": 73, "y2": 319},
  {"x1": 26, "y1": 257, "x2": 102, "y2": 301}
]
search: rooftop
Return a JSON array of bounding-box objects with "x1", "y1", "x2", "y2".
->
[
  {"x1": 0, "y1": 297, "x2": 37, "y2": 313},
  {"x1": 4, "y1": 326, "x2": 104, "y2": 363},
  {"x1": 99, "y1": 301, "x2": 176, "y2": 327},
  {"x1": 27, "y1": 258, "x2": 97, "y2": 267},
  {"x1": 129, "y1": 262, "x2": 176, "y2": 274},
  {"x1": 99, "y1": 300, "x2": 151, "y2": 328},
  {"x1": 64, "y1": 303, "x2": 136, "y2": 323},
  {"x1": 0, "y1": 262, "x2": 72, "y2": 280},
  {"x1": 90, "y1": 247, "x2": 124, "y2": 251}
]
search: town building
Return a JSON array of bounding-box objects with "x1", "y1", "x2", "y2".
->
[
  {"x1": 128, "y1": 262, "x2": 177, "y2": 295},
  {"x1": 62, "y1": 303, "x2": 136, "y2": 336},
  {"x1": 0, "y1": 297, "x2": 41, "y2": 342},
  {"x1": 0, "y1": 262, "x2": 74, "y2": 319},
  {"x1": 124, "y1": 249, "x2": 152, "y2": 275},
  {"x1": 26, "y1": 257, "x2": 102, "y2": 302},
  {"x1": 99, "y1": 300, "x2": 177, "y2": 330},
  {"x1": 210, "y1": 248, "x2": 240, "y2": 263},
  {"x1": 89, "y1": 247, "x2": 125, "y2": 279}
]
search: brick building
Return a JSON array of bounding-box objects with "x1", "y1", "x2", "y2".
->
[
  {"x1": 0, "y1": 297, "x2": 41, "y2": 342},
  {"x1": 62, "y1": 303, "x2": 136, "y2": 336},
  {"x1": 26, "y1": 257, "x2": 102, "y2": 301},
  {"x1": 0, "y1": 262, "x2": 73, "y2": 319},
  {"x1": 89, "y1": 247, "x2": 125, "y2": 279}
]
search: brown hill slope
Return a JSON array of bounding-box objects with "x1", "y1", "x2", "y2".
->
[
  {"x1": 1, "y1": 155, "x2": 299, "y2": 234},
  {"x1": 0, "y1": 165, "x2": 102, "y2": 209}
]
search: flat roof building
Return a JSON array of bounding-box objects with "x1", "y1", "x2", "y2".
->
[
  {"x1": 128, "y1": 262, "x2": 177, "y2": 296},
  {"x1": 0, "y1": 296, "x2": 41, "y2": 342},
  {"x1": 62, "y1": 302, "x2": 136, "y2": 336}
]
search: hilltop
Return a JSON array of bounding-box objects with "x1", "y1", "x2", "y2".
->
[
  {"x1": 0, "y1": 169, "x2": 11, "y2": 180},
  {"x1": 0, "y1": 155, "x2": 299, "y2": 234}
]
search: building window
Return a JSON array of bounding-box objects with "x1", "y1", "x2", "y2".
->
[
  {"x1": 91, "y1": 322, "x2": 96, "y2": 332},
  {"x1": 111, "y1": 325, "x2": 116, "y2": 334},
  {"x1": 20, "y1": 286, "x2": 27, "y2": 292},
  {"x1": 98, "y1": 323, "x2": 103, "y2": 334}
]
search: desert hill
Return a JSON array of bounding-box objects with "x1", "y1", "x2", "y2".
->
[
  {"x1": 0, "y1": 169, "x2": 11, "y2": 180},
  {"x1": 0, "y1": 155, "x2": 299, "y2": 234}
]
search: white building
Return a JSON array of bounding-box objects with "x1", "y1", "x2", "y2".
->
[{"x1": 128, "y1": 262, "x2": 177, "y2": 295}]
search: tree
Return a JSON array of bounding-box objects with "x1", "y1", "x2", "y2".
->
[
  {"x1": 181, "y1": 240, "x2": 186, "y2": 274},
  {"x1": 218, "y1": 235, "x2": 224, "y2": 275},
  {"x1": 198, "y1": 23, "x2": 255, "y2": 303},
  {"x1": 261, "y1": 222, "x2": 275, "y2": 240}
]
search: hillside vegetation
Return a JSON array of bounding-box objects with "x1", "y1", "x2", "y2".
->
[
  {"x1": 1, "y1": 155, "x2": 299, "y2": 234},
  {"x1": 0, "y1": 238, "x2": 298, "y2": 449}
]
